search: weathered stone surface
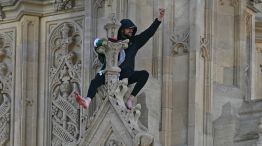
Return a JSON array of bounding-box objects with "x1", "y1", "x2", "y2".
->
[{"x1": 0, "y1": 0, "x2": 262, "y2": 146}]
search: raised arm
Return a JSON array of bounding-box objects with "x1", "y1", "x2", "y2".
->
[{"x1": 136, "y1": 8, "x2": 165, "y2": 48}]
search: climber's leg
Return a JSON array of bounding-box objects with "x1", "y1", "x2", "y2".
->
[
  {"x1": 75, "y1": 73, "x2": 105, "y2": 109},
  {"x1": 125, "y1": 70, "x2": 149, "y2": 109}
]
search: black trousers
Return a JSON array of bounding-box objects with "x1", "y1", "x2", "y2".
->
[{"x1": 86, "y1": 70, "x2": 149, "y2": 98}]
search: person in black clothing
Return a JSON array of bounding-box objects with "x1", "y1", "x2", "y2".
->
[{"x1": 75, "y1": 8, "x2": 165, "y2": 110}]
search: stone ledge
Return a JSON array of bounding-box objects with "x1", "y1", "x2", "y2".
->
[
  {"x1": 0, "y1": 0, "x2": 17, "y2": 7},
  {"x1": 0, "y1": 0, "x2": 84, "y2": 24}
]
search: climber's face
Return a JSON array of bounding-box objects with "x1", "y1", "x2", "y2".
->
[{"x1": 122, "y1": 27, "x2": 134, "y2": 38}]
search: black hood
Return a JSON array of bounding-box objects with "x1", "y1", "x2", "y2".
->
[{"x1": 117, "y1": 19, "x2": 137, "y2": 40}]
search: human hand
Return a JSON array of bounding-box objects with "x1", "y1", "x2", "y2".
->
[{"x1": 158, "y1": 8, "x2": 165, "y2": 21}]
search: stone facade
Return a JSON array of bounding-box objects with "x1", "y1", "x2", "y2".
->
[{"x1": 0, "y1": 0, "x2": 262, "y2": 146}]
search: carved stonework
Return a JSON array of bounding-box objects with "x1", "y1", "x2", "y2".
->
[
  {"x1": 0, "y1": 31, "x2": 13, "y2": 146},
  {"x1": 200, "y1": 35, "x2": 209, "y2": 60},
  {"x1": 93, "y1": 16, "x2": 120, "y2": 72},
  {"x1": 219, "y1": 0, "x2": 239, "y2": 7},
  {"x1": 104, "y1": 15, "x2": 119, "y2": 39},
  {"x1": 231, "y1": 0, "x2": 239, "y2": 7},
  {"x1": 48, "y1": 22, "x2": 82, "y2": 146},
  {"x1": 94, "y1": 0, "x2": 106, "y2": 8},
  {"x1": 54, "y1": 0, "x2": 75, "y2": 11},
  {"x1": 170, "y1": 31, "x2": 189, "y2": 56}
]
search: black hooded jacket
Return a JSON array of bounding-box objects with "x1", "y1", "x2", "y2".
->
[{"x1": 117, "y1": 18, "x2": 161, "y2": 78}]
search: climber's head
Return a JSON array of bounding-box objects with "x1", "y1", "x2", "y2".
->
[
  {"x1": 122, "y1": 27, "x2": 135, "y2": 38},
  {"x1": 117, "y1": 19, "x2": 137, "y2": 40}
]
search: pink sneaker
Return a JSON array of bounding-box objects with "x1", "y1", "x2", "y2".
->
[
  {"x1": 74, "y1": 92, "x2": 91, "y2": 109},
  {"x1": 126, "y1": 98, "x2": 133, "y2": 110}
]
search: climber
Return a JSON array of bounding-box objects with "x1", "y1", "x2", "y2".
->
[{"x1": 75, "y1": 8, "x2": 165, "y2": 110}]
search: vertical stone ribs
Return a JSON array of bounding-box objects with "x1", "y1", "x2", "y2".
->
[{"x1": 49, "y1": 22, "x2": 82, "y2": 146}]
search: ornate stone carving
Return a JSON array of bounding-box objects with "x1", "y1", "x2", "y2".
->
[
  {"x1": 94, "y1": 0, "x2": 106, "y2": 8},
  {"x1": 170, "y1": 31, "x2": 189, "y2": 56},
  {"x1": 49, "y1": 22, "x2": 82, "y2": 146},
  {"x1": 219, "y1": 0, "x2": 239, "y2": 7},
  {"x1": 93, "y1": 16, "x2": 120, "y2": 73},
  {"x1": 200, "y1": 35, "x2": 209, "y2": 60},
  {"x1": 231, "y1": 0, "x2": 239, "y2": 7},
  {"x1": 54, "y1": 0, "x2": 75, "y2": 11},
  {"x1": 104, "y1": 15, "x2": 119, "y2": 39},
  {"x1": 0, "y1": 32, "x2": 13, "y2": 146}
]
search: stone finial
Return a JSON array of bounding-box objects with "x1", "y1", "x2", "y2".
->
[{"x1": 104, "y1": 15, "x2": 120, "y2": 39}]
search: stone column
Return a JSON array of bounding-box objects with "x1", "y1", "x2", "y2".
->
[
  {"x1": 95, "y1": 39, "x2": 129, "y2": 96},
  {"x1": 159, "y1": 0, "x2": 174, "y2": 145},
  {"x1": 16, "y1": 15, "x2": 39, "y2": 146},
  {"x1": 188, "y1": 0, "x2": 206, "y2": 146}
]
